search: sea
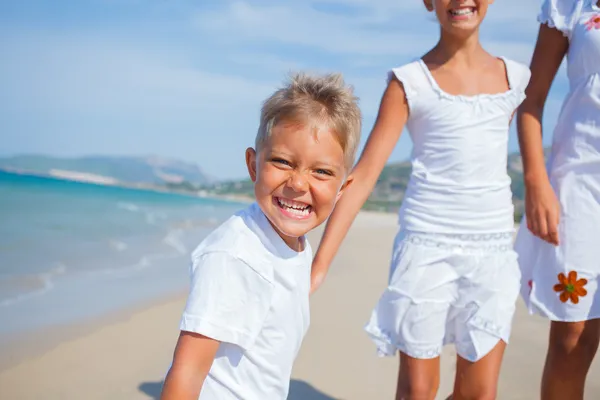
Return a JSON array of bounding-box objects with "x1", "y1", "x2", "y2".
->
[{"x1": 0, "y1": 170, "x2": 246, "y2": 335}]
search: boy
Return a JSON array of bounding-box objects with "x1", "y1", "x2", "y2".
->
[{"x1": 160, "y1": 72, "x2": 361, "y2": 400}]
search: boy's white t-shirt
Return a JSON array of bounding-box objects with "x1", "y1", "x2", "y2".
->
[{"x1": 179, "y1": 202, "x2": 312, "y2": 400}]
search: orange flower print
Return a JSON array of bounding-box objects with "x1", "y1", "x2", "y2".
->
[
  {"x1": 553, "y1": 271, "x2": 588, "y2": 304},
  {"x1": 585, "y1": 14, "x2": 600, "y2": 30}
]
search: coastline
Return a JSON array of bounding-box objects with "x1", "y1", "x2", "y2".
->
[
  {"x1": 2, "y1": 212, "x2": 600, "y2": 399},
  {"x1": 0, "y1": 211, "x2": 397, "y2": 399},
  {"x1": 0, "y1": 167, "x2": 254, "y2": 205},
  {"x1": 0, "y1": 168, "x2": 406, "y2": 214},
  {"x1": 0, "y1": 290, "x2": 186, "y2": 372},
  {"x1": 0, "y1": 294, "x2": 188, "y2": 400},
  {"x1": 0, "y1": 171, "x2": 253, "y2": 356}
]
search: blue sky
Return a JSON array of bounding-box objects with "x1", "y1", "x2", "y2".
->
[{"x1": 0, "y1": 0, "x2": 567, "y2": 180}]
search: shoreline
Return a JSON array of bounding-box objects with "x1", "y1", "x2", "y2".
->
[
  {"x1": 0, "y1": 168, "x2": 406, "y2": 214},
  {"x1": 0, "y1": 294, "x2": 189, "y2": 400},
  {"x1": 0, "y1": 289, "x2": 187, "y2": 373},
  {"x1": 0, "y1": 213, "x2": 518, "y2": 371},
  {"x1": 0, "y1": 167, "x2": 253, "y2": 205},
  {"x1": 0, "y1": 211, "x2": 398, "y2": 374},
  {"x1": 5, "y1": 212, "x2": 582, "y2": 399}
]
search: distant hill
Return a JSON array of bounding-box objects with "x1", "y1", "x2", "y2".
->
[
  {"x1": 200, "y1": 149, "x2": 551, "y2": 220},
  {"x1": 0, "y1": 155, "x2": 210, "y2": 186},
  {"x1": 9, "y1": 150, "x2": 544, "y2": 220}
]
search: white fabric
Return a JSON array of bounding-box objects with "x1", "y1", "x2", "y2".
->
[
  {"x1": 179, "y1": 203, "x2": 311, "y2": 399},
  {"x1": 516, "y1": 0, "x2": 600, "y2": 322},
  {"x1": 538, "y1": 0, "x2": 585, "y2": 38},
  {"x1": 390, "y1": 58, "x2": 531, "y2": 233},
  {"x1": 365, "y1": 231, "x2": 520, "y2": 362}
]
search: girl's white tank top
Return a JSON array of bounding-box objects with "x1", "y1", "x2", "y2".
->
[{"x1": 392, "y1": 58, "x2": 531, "y2": 233}]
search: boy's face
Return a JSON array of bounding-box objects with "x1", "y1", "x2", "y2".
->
[{"x1": 246, "y1": 121, "x2": 351, "y2": 250}]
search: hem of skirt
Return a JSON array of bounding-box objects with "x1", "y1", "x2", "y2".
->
[
  {"x1": 525, "y1": 295, "x2": 600, "y2": 323},
  {"x1": 364, "y1": 323, "x2": 509, "y2": 362},
  {"x1": 363, "y1": 324, "x2": 442, "y2": 360},
  {"x1": 457, "y1": 337, "x2": 506, "y2": 363}
]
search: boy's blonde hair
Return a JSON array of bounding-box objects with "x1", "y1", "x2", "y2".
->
[{"x1": 255, "y1": 72, "x2": 362, "y2": 170}]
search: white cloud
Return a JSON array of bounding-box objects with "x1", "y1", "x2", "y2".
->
[
  {"x1": 321, "y1": 0, "x2": 541, "y2": 24},
  {"x1": 313, "y1": 0, "x2": 419, "y2": 11},
  {"x1": 1, "y1": 0, "x2": 562, "y2": 179},
  {"x1": 194, "y1": 1, "x2": 436, "y2": 56},
  {"x1": 229, "y1": 53, "x2": 307, "y2": 72},
  {"x1": 194, "y1": 0, "x2": 542, "y2": 66},
  {"x1": 0, "y1": 31, "x2": 276, "y2": 117},
  {"x1": 0, "y1": 29, "x2": 279, "y2": 177}
]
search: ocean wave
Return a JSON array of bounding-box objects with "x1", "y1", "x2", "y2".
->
[
  {"x1": 145, "y1": 211, "x2": 164, "y2": 225},
  {"x1": 1, "y1": 216, "x2": 215, "y2": 309},
  {"x1": 117, "y1": 201, "x2": 168, "y2": 227},
  {"x1": 163, "y1": 229, "x2": 187, "y2": 255},
  {"x1": 0, "y1": 263, "x2": 66, "y2": 307},
  {"x1": 117, "y1": 202, "x2": 140, "y2": 212},
  {"x1": 170, "y1": 218, "x2": 219, "y2": 230}
]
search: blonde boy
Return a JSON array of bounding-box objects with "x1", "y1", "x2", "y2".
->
[{"x1": 161, "y1": 72, "x2": 361, "y2": 400}]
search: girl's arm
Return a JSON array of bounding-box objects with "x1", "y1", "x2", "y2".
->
[
  {"x1": 517, "y1": 24, "x2": 568, "y2": 245},
  {"x1": 310, "y1": 78, "x2": 409, "y2": 293},
  {"x1": 160, "y1": 331, "x2": 220, "y2": 400}
]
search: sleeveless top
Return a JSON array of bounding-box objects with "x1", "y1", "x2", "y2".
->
[
  {"x1": 391, "y1": 58, "x2": 531, "y2": 233},
  {"x1": 538, "y1": 0, "x2": 600, "y2": 183}
]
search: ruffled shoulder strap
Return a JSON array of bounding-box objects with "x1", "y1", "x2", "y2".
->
[
  {"x1": 538, "y1": 0, "x2": 584, "y2": 38},
  {"x1": 503, "y1": 58, "x2": 531, "y2": 93},
  {"x1": 387, "y1": 60, "x2": 430, "y2": 117}
]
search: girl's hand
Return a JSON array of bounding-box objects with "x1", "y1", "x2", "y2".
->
[
  {"x1": 517, "y1": 24, "x2": 568, "y2": 247},
  {"x1": 525, "y1": 178, "x2": 560, "y2": 245},
  {"x1": 310, "y1": 261, "x2": 327, "y2": 295}
]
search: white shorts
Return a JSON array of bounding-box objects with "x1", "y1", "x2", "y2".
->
[{"x1": 364, "y1": 230, "x2": 521, "y2": 362}]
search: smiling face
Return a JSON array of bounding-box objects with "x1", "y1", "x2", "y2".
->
[
  {"x1": 246, "y1": 120, "x2": 351, "y2": 250},
  {"x1": 425, "y1": 0, "x2": 492, "y2": 35}
]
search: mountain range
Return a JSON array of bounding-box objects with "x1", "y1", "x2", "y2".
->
[
  {"x1": 0, "y1": 155, "x2": 210, "y2": 186},
  {"x1": 1, "y1": 151, "x2": 546, "y2": 220}
]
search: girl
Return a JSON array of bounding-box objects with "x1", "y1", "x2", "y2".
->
[
  {"x1": 514, "y1": 0, "x2": 600, "y2": 399},
  {"x1": 310, "y1": 0, "x2": 530, "y2": 399}
]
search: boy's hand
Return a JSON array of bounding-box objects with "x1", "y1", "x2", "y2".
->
[
  {"x1": 161, "y1": 331, "x2": 219, "y2": 400},
  {"x1": 525, "y1": 178, "x2": 560, "y2": 246}
]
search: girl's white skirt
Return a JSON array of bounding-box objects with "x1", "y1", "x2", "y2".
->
[
  {"x1": 365, "y1": 230, "x2": 521, "y2": 362},
  {"x1": 515, "y1": 214, "x2": 600, "y2": 323}
]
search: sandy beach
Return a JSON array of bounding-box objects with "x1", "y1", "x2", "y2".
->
[{"x1": 1, "y1": 211, "x2": 600, "y2": 399}]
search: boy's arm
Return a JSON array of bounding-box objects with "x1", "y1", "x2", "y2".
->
[
  {"x1": 161, "y1": 251, "x2": 273, "y2": 397},
  {"x1": 311, "y1": 77, "x2": 408, "y2": 293},
  {"x1": 517, "y1": 24, "x2": 568, "y2": 245},
  {"x1": 161, "y1": 332, "x2": 220, "y2": 400}
]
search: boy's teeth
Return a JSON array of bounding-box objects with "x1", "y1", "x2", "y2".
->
[
  {"x1": 277, "y1": 198, "x2": 311, "y2": 216},
  {"x1": 284, "y1": 206, "x2": 310, "y2": 217},
  {"x1": 279, "y1": 198, "x2": 309, "y2": 210}
]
